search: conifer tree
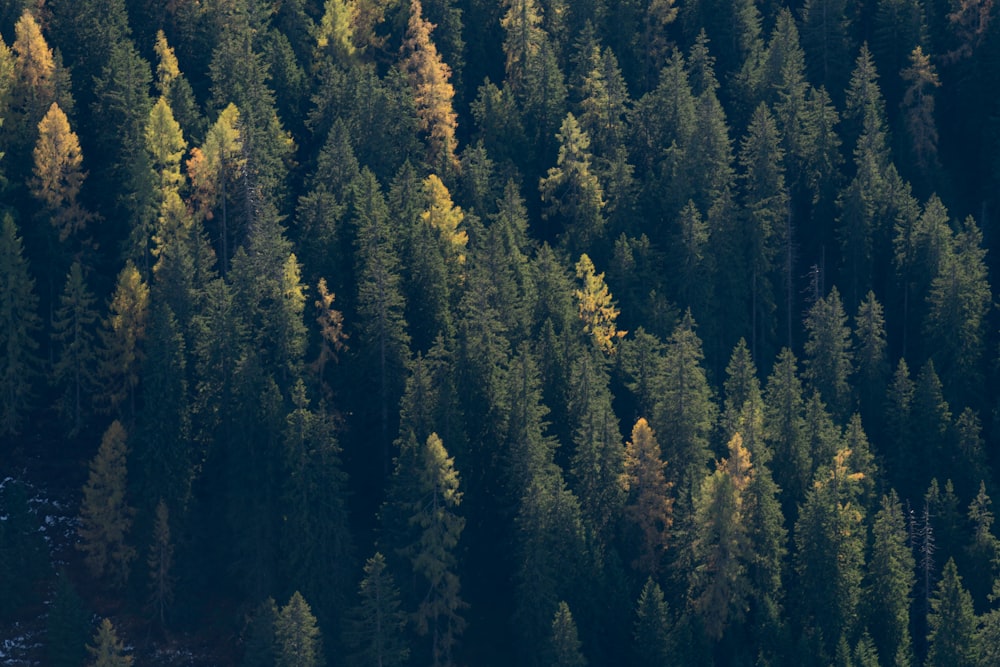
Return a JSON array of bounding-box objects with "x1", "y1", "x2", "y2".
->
[
  {"x1": 722, "y1": 339, "x2": 767, "y2": 461},
  {"x1": 51, "y1": 261, "x2": 98, "y2": 435},
  {"x1": 573, "y1": 253, "x2": 622, "y2": 354},
  {"x1": 653, "y1": 310, "x2": 717, "y2": 490},
  {"x1": 346, "y1": 552, "x2": 410, "y2": 667},
  {"x1": 912, "y1": 361, "x2": 951, "y2": 489},
  {"x1": 421, "y1": 172, "x2": 468, "y2": 269},
  {"x1": 314, "y1": 0, "x2": 356, "y2": 64},
  {"x1": 403, "y1": 0, "x2": 460, "y2": 173},
  {"x1": 900, "y1": 46, "x2": 940, "y2": 175},
  {"x1": 275, "y1": 591, "x2": 324, "y2": 667},
  {"x1": 78, "y1": 421, "x2": 136, "y2": 588},
  {"x1": 964, "y1": 482, "x2": 1000, "y2": 607},
  {"x1": 540, "y1": 113, "x2": 606, "y2": 254},
  {"x1": 621, "y1": 418, "x2": 673, "y2": 575},
  {"x1": 405, "y1": 433, "x2": 466, "y2": 667},
  {"x1": 46, "y1": 571, "x2": 91, "y2": 667},
  {"x1": 86, "y1": 618, "x2": 132, "y2": 667},
  {"x1": 549, "y1": 601, "x2": 587, "y2": 666},
  {"x1": 926, "y1": 559, "x2": 979, "y2": 667},
  {"x1": 146, "y1": 96, "x2": 186, "y2": 204},
  {"x1": 9, "y1": 10, "x2": 72, "y2": 155},
  {"x1": 147, "y1": 499, "x2": 174, "y2": 628},
  {"x1": 799, "y1": 0, "x2": 852, "y2": 97},
  {"x1": 31, "y1": 102, "x2": 93, "y2": 242},
  {"x1": 803, "y1": 286, "x2": 853, "y2": 420},
  {"x1": 853, "y1": 291, "x2": 888, "y2": 423},
  {"x1": 97, "y1": 261, "x2": 150, "y2": 417},
  {"x1": 868, "y1": 491, "x2": 916, "y2": 665},
  {"x1": 632, "y1": 578, "x2": 674, "y2": 667},
  {"x1": 764, "y1": 347, "x2": 809, "y2": 515},
  {"x1": 0, "y1": 214, "x2": 41, "y2": 436}
]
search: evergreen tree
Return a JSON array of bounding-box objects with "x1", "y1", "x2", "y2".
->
[
  {"x1": 346, "y1": 552, "x2": 410, "y2": 667},
  {"x1": 794, "y1": 448, "x2": 867, "y2": 654},
  {"x1": 722, "y1": 339, "x2": 767, "y2": 462},
  {"x1": 405, "y1": 433, "x2": 466, "y2": 666},
  {"x1": 275, "y1": 591, "x2": 324, "y2": 667},
  {"x1": 147, "y1": 499, "x2": 174, "y2": 628},
  {"x1": 633, "y1": 578, "x2": 674, "y2": 667},
  {"x1": 96, "y1": 261, "x2": 150, "y2": 417},
  {"x1": 51, "y1": 261, "x2": 99, "y2": 435},
  {"x1": 867, "y1": 491, "x2": 916, "y2": 665},
  {"x1": 46, "y1": 571, "x2": 91, "y2": 667},
  {"x1": 0, "y1": 480, "x2": 49, "y2": 620},
  {"x1": 78, "y1": 420, "x2": 136, "y2": 588},
  {"x1": 0, "y1": 214, "x2": 41, "y2": 436},
  {"x1": 912, "y1": 361, "x2": 951, "y2": 490},
  {"x1": 964, "y1": 482, "x2": 1000, "y2": 608},
  {"x1": 242, "y1": 597, "x2": 278, "y2": 667},
  {"x1": 900, "y1": 46, "x2": 940, "y2": 177},
  {"x1": 799, "y1": 0, "x2": 852, "y2": 98},
  {"x1": 926, "y1": 559, "x2": 979, "y2": 667},
  {"x1": 548, "y1": 601, "x2": 587, "y2": 666},
  {"x1": 803, "y1": 286, "x2": 853, "y2": 420},
  {"x1": 652, "y1": 311, "x2": 717, "y2": 490},
  {"x1": 86, "y1": 618, "x2": 132, "y2": 667},
  {"x1": 539, "y1": 113, "x2": 606, "y2": 254},
  {"x1": 764, "y1": 347, "x2": 809, "y2": 514},
  {"x1": 853, "y1": 291, "x2": 888, "y2": 423}
]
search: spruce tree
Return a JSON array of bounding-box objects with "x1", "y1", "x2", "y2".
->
[
  {"x1": 632, "y1": 578, "x2": 673, "y2": 667},
  {"x1": 548, "y1": 601, "x2": 587, "y2": 666},
  {"x1": 764, "y1": 347, "x2": 809, "y2": 517},
  {"x1": 147, "y1": 499, "x2": 174, "y2": 628},
  {"x1": 346, "y1": 552, "x2": 410, "y2": 667},
  {"x1": 275, "y1": 592, "x2": 324, "y2": 667},
  {"x1": 51, "y1": 261, "x2": 99, "y2": 435},
  {"x1": 926, "y1": 559, "x2": 979, "y2": 667},
  {"x1": 46, "y1": 571, "x2": 91, "y2": 667},
  {"x1": 0, "y1": 214, "x2": 41, "y2": 436},
  {"x1": 868, "y1": 491, "x2": 916, "y2": 665},
  {"x1": 78, "y1": 420, "x2": 136, "y2": 588},
  {"x1": 803, "y1": 286, "x2": 853, "y2": 420}
]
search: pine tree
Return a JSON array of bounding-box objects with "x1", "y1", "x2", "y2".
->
[
  {"x1": 31, "y1": 102, "x2": 94, "y2": 242},
  {"x1": 652, "y1": 310, "x2": 717, "y2": 489},
  {"x1": 794, "y1": 448, "x2": 867, "y2": 654},
  {"x1": 621, "y1": 418, "x2": 673, "y2": 575},
  {"x1": 549, "y1": 601, "x2": 587, "y2": 666},
  {"x1": 926, "y1": 559, "x2": 979, "y2": 667},
  {"x1": 147, "y1": 499, "x2": 174, "y2": 628},
  {"x1": 77, "y1": 420, "x2": 136, "y2": 587},
  {"x1": 86, "y1": 618, "x2": 132, "y2": 667},
  {"x1": 803, "y1": 286, "x2": 854, "y2": 420},
  {"x1": 96, "y1": 261, "x2": 150, "y2": 417},
  {"x1": 46, "y1": 571, "x2": 91, "y2": 667},
  {"x1": 402, "y1": 0, "x2": 460, "y2": 173},
  {"x1": 275, "y1": 591, "x2": 324, "y2": 667},
  {"x1": 0, "y1": 214, "x2": 41, "y2": 436},
  {"x1": 51, "y1": 261, "x2": 99, "y2": 435},
  {"x1": 539, "y1": 113, "x2": 606, "y2": 254},
  {"x1": 346, "y1": 552, "x2": 410, "y2": 667},
  {"x1": 868, "y1": 491, "x2": 916, "y2": 665},
  {"x1": 405, "y1": 433, "x2": 466, "y2": 667},
  {"x1": 632, "y1": 578, "x2": 673, "y2": 667}
]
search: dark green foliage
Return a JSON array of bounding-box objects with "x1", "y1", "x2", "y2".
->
[
  {"x1": 548, "y1": 601, "x2": 586, "y2": 666},
  {"x1": 47, "y1": 571, "x2": 92, "y2": 667},
  {"x1": 346, "y1": 552, "x2": 410, "y2": 667},
  {"x1": 0, "y1": 215, "x2": 41, "y2": 435},
  {"x1": 632, "y1": 578, "x2": 673, "y2": 667},
  {"x1": 0, "y1": 480, "x2": 49, "y2": 620},
  {"x1": 867, "y1": 491, "x2": 915, "y2": 665},
  {"x1": 926, "y1": 559, "x2": 979, "y2": 667}
]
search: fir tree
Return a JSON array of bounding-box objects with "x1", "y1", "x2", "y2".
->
[
  {"x1": 548, "y1": 601, "x2": 587, "y2": 666},
  {"x1": 764, "y1": 347, "x2": 809, "y2": 516},
  {"x1": 147, "y1": 499, "x2": 174, "y2": 628},
  {"x1": 346, "y1": 552, "x2": 410, "y2": 667},
  {"x1": 803, "y1": 286, "x2": 853, "y2": 420},
  {"x1": 0, "y1": 214, "x2": 41, "y2": 436},
  {"x1": 51, "y1": 261, "x2": 98, "y2": 435},
  {"x1": 633, "y1": 578, "x2": 674, "y2": 667},
  {"x1": 77, "y1": 420, "x2": 136, "y2": 588},
  {"x1": 868, "y1": 491, "x2": 916, "y2": 665},
  {"x1": 46, "y1": 571, "x2": 91, "y2": 667},
  {"x1": 926, "y1": 559, "x2": 979, "y2": 667}
]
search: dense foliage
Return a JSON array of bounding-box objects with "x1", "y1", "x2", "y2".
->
[{"x1": 2, "y1": 0, "x2": 1000, "y2": 664}]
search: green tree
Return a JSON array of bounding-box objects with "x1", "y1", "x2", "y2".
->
[
  {"x1": 633, "y1": 578, "x2": 674, "y2": 667},
  {"x1": 276, "y1": 591, "x2": 324, "y2": 667},
  {"x1": 764, "y1": 347, "x2": 809, "y2": 516},
  {"x1": 96, "y1": 261, "x2": 150, "y2": 417},
  {"x1": 964, "y1": 482, "x2": 1000, "y2": 608},
  {"x1": 46, "y1": 571, "x2": 91, "y2": 667},
  {"x1": 653, "y1": 310, "x2": 717, "y2": 490},
  {"x1": 51, "y1": 261, "x2": 99, "y2": 435},
  {"x1": 867, "y1": 491, "x2": 916, "y2": 665},
  {"x1": 77, "y1": 420, "x2": 136, "y2": 588},
  {"x1": 147, "y1": 499, "x2": 174, "y2": 628},
  {"x1": 722, "y1": 339, "x2": 767, "y2": 462},
  {"x1": 803, "y1": 286, "x2": 854, "y2": 420},
  {"x1": 0, "y1": 214, "x2": 41, "y2": 436},
  {"x1": 853, "y1": 291, "x2": 888, "y2": 423},
  {"x1": 912, "y1": 361, "x2": 951, "y2": 490},
  {"x1": 926, "y1": 559, "x2": 979, "y2": 667},
  {"x1": 900, "y1": 46, "x2": 940, "y2": 176},
  {"x1": 0, "y1": 480, "x2": 49, "y2": 620},
  {"x1": 539, "y1": 113, "x2": 606, "y2": 254},
  {"x1": 346, "y1": 552, "x2": 410, "y2": 667},
  {"x1": 621, "y1": 417, "x2": 673, "y2": 575},
  {"x1": 799, "y1": 0, "x2": 852, "y2": 98},
  {"x1": 794, "y1": 448, "x2": 867, "y2": 654},
  {"x1": 549, "y1": 601, "x2": 587, "y2": 666},
  {"x1": 86, "y1": 618, "x2": 132, "y2": 667}
]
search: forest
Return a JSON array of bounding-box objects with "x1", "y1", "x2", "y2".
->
[{"x1": 2, "y1": 0, "x2": 1000, "y2": 664}]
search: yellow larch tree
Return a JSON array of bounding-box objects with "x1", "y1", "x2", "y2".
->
[
  {"x1": 31, "y1": 102, "x2": 93, "y2": 242},
  {"x1": 574, "y1": 253, "x2": 623, "y2": 354}
]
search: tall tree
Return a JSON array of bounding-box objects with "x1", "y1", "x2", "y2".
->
[
  {"x1": 548, "y1": 601, "x2": 587, "y2": 666},
  {"x1": 900, "y1": 46, "x2": 940, "y2": 178},
  {"x1": 620, "y1": 417, "x2": 673, "y2": 575},
  {"x1": 803, "y1": 286, "x2": 853, "y2": 420},
  {"x1": 867, "y1": 491, "x2": 916, "y2": 665},
  {"x1": 275, "y1": 591, "x2": 324, "y2": 667},
  {"x1": 402, "y1": 0, "x2": 460, "y2": 174},
  {"x1": 346, "y1": 552, "x2": 410, "y2": 667},
  {"x1": 926, "y1": 559, "x2": 979, "y2": 667},
  {"x1": 147, "y1": 499, "x2": 174, "y2": 628},
  {"x1": 632, "y1": 578, "x2": 674, "y2": 667},
  {"x1": 51, "y1": 261, "x2": 98, "y2": 435},
  {"x1": 853, "y1": 291, "x2": 887, "y2": 423},
  {"x1": 573, "y1": 253, "x2": 622, "y2": 354},
  {"x1": 764, "y1": 347, "x2": 809, "y2": 516},
  {"x1": 799, "y1": 0, "x2": 852, "y2": 98},
  {"x1": 77, "y1": 420, "x2": 136, "y2": 588},
  {"x1": 96, "y1": 261, "x2": 150, "y2": 417},
  {"x1": 0, "y1": 214, "x2": 41, "y2": 436},
  {"x1": 30, "y1": 102, "x2": 93, "y2": 243},
  {"x1": 722, "y1": 339, "x2": 767, "y2": 461}
]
